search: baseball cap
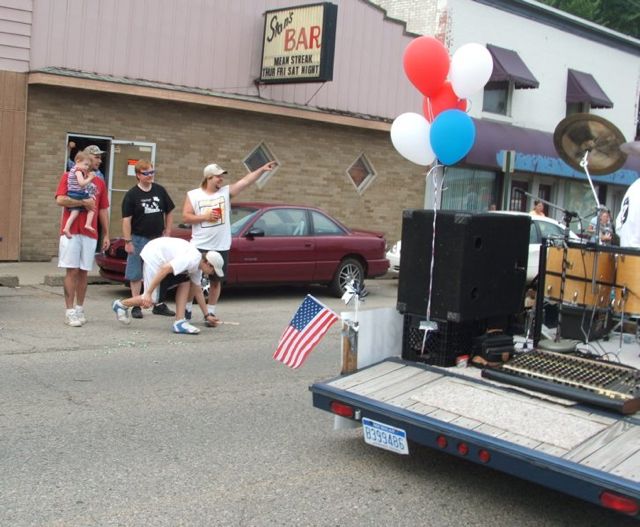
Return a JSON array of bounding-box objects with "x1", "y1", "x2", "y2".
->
[
  {"x1": 205, "y1": 251, "x2": 224, "y2": 277},
  {"x1": 84, "y1": 145, "x2": 105, "y2": 155},
  {"x1": 203, "y1": 163, "x2": 228, "y2": 177}
]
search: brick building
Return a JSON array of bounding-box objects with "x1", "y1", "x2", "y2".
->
[
  {"x1": 0, "y1": 0, "x2": 425, "y2": 261},
  {"x1": 2, "y1": 0, "x2": 639, "y2": 261}
]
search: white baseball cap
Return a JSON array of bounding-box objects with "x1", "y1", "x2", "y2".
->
[{"x1": 205, "y1": 251, "x2": 224, "y2": 277}]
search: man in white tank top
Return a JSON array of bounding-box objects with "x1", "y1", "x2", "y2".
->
[{"x1": 182, "y1": 160, "x2": 278, "y2": 324}]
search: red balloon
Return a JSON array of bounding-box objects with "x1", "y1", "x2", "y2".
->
[
  {"x1": 422, "y1": 82, "x2": 467, "y2": 122},
  {"x1": 403, "y1": 36, "x2": 450, "y2": 97}
]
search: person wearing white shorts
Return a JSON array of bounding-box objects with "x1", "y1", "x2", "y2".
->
[
  {"x1": 111, "y1": 237, "x2": 225, "y2": 334},
  {"x1": 55, "y1": 166, "x2": 110, "y2": 327}
]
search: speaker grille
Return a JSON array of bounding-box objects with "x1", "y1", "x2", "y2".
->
[{"x1": 397, "y1": 210, "x2": 529, "y2": 321}]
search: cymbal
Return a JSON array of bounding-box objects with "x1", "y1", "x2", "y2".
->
[
  {"x1": 621, "y1": 141, "x2": 640, "y2": 157},
  {"x1": 553, "y1": 113, "x2": 628, "y2": 175}
]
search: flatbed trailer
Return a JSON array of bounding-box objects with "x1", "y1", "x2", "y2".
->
[{"x1": 310, "y1": 357, "x2": 640, "y2": 518}]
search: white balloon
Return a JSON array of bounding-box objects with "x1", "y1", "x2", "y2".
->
[
  {"x1": 450, "y1": 43, "x2": 493, "y2": 98},
  {"x1": 390, "y1": 112, "x2": 436, "y2": 166}
]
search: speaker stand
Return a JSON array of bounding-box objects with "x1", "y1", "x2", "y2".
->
[{"x1": 538, "y1": 337, "x2": 578, "y2": 353}]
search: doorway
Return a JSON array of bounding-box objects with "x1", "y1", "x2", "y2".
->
[
  {"x1": 107, "y1": 141, "x2": 156, "y2": 238},
  {"x1": 509, "y1": 180, "x2": 529, "y2": 212},
  {"x1": 65, "y1": 134, "x2": 112, "y2": 188}
]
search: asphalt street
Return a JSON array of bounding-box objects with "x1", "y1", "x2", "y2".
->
[{"x1": 0, "y1": 279, "x2": 633, "y2": 526}]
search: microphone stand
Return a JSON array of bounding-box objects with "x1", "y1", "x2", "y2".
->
[{"x1": 517, "y1": 189, "x2": 579, "y2": 350}]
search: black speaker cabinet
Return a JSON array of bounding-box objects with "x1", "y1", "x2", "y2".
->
[{"x1": 397, "y1": 210, "x2": 530, "y2": 322}]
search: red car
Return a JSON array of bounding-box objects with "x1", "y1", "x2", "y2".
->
[{"x1": 95, "y1": 202, "x2": 389, "y2": 297}]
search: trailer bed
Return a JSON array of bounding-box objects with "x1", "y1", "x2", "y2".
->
[{"x1": 310, "y1": 357, "x2": 640, "y2": 516}]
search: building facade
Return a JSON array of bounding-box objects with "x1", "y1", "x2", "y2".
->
[
  {"x1": 1, "y1": 0, "x2": 639, "y2": 261},
  {"x1": 1, "y1": 0, "x2": 428, "y2": 261},
  {"x1": 373, "y1": 0, "x2": 640, "y2": 224}
]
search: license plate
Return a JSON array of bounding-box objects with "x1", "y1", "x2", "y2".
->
[{"x1": 362, "y1": 418, "x2": 409, "y2": 455}]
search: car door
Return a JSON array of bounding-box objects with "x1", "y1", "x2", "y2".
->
[
  {"x1": 530, "y1": 218, "x2": 565, "y2": 281},
  {"x1": 231, "y1": 207, "x2": 316, "y2": 283},
  {"x1": 308, "y1": 210, "x2": 350, "y2": 281}
]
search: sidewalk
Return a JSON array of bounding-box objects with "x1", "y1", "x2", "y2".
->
[{"x1": 0, "y1": 258, "x2": 106, "y2": 287}]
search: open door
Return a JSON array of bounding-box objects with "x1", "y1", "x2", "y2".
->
[{"x1": 107, "y1": 141, "x2": 156, "y2": 238}]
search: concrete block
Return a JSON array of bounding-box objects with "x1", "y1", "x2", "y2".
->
[{"x1": 0, "y1": 275, "x2": 19, "y2": 287}]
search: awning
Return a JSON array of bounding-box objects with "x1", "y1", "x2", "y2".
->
[
  {"x1": 486, "y1": 44, "x2": 539, "y2": 89},
  {"x1": 566, "y1": 69, "x2": 613, "y2": 109},
  {"x1": 464, "y1": 119, "x2": 640, "y2": 185}
]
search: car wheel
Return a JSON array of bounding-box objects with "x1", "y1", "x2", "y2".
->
[{"x1": 330, "y1": 258, "x2": 364, "y2": 297}]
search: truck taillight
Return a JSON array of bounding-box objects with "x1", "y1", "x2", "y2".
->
[
  {"x1": 330, "y1": 401, "x2": 354, "y2": 418},
  {"x1": 600, "y1": 491, "x2": 639, "y2": 515},
  {"x1": 478, "y1": 449, "x2": 491, "y2": 463},
  {"x1": 436, "y1": 435, "x2": 448, "y2": 449},
  {"x1": 457, "y1": 442, "x2": 469, "y2": 456}
]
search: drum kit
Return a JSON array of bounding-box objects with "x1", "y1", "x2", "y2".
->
[{"x1": 532, "y1": 113, "x2": 640, "y2": 350}]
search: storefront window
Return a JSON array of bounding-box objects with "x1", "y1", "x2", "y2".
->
[
  {"x1": 441, "y1": 167, "x2": 499, "y2": 212},
  {"x1": 563, "y1": 180, "x2": 599, "y2": 233}
]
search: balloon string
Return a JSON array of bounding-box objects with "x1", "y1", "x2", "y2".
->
[
  {"x1": 420, "y1": 163, "x2": 444, "y2": 354},
  {"x1": 425, "y1": 164, "x2": 443, "y2": 323},
  {"x1": 425, "y1": 98, "x2": 434, "y2": 122}
]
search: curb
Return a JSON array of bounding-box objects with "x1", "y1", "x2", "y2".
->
[
  {"x1": 0, "y1": 274, "x2": 110, "y2": 287},
  {"x1": 44, "y1": 274, "x2": 110, "y2": 287}
]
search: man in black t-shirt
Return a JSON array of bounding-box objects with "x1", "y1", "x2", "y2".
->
[{"x1": 121, "y1": 160, "x2": 176, "y2": 318}]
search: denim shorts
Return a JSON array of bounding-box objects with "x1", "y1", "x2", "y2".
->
[{"x1": 124, "y1": 234, "x2": 150, "y2": 281}]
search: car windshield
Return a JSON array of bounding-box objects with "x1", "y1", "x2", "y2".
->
[
  {"x1": 231, "y1": 208, "x2": 260, "y2": 235},
  {"x1": 536, "y1": 219, "x2": 565, "y2": 240}
]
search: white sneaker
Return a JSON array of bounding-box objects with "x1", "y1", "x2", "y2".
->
[
  {"x1": 173, "y1": 319, "x2": 200, "y2": 334},
  {"x1": 65, "y1": 310, "x2": 82, "y2": 327},
  {"x1": 75, "y1": 309, "x2": 86, "y2": 325},
  {"x1": 112, "y1": 299, "x2": 131, "y2": 325}
]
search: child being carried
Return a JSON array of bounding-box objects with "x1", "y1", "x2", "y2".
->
[{"x1": 63, "y1": 151, "x2": 97, "y2": 238}]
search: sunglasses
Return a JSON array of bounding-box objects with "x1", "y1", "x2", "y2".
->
[{"x1": 140, "y1": 170, "x2": 156, "y2": 176}]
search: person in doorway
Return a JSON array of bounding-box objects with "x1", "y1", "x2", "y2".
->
[
  {"x1": 616, "y1": 178, "x2": 640, "y2": 248},
  {"x1": 83, "y1": 145, "x2": 106, "y2": 181},
  {"x1": 182, "y1": 160, "x2": 278, "y2": 325},
  {"x1": 587, "y1": 208, "x2": 614, "y2": 245},
  {"x1": 112, "y1": 237, "x2": 224, "y2": 334},
  {"x1": 66, "y1": 140, "x2": 77, "y2": 171},
  {"x1": 55, "y1": 159, "x2": 110, "y2": 327},
  {"x1": 529, "y1": 199, "x2": 546, "y2": 217},
  {"x1": 62, "y1": 151, "x2": 97, "y2": 238},
  {"x1": 121, "y1": 159, "x2": 176, "y2": 319}
]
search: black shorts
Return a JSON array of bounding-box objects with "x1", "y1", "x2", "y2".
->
[
  {"x1": 197, "y1": 248, "x2": 228, "y2": 283},
  {"x1": 157, "y1": 272, "x2": 191, "y2": 302}
]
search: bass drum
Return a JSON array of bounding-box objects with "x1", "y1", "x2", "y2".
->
[
  {"x1": 544, "y1": 274, "x2": 612, "y2": 308},
  {"x1": 614, "y1": 253, "x2": 640, "y2": 316},
  {"x1": 546, "y1": 246, "x2": 615, "y2": 283}
]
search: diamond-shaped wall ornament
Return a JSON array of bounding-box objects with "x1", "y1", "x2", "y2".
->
[
  {"x1": 243, "y1": 142, "x2": 279, "y2": 189},
  {"x1": 347, "y1": 154, "x2": 376, "y2": 194}
]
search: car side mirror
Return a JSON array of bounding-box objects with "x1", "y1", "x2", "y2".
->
[{"x1": 246, "y1": 227, "x2": 265, "y2": 239}]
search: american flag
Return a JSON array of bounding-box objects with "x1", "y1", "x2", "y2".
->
[{"x1": 273, "y1": 295, "x2": 339, "y2": 369}]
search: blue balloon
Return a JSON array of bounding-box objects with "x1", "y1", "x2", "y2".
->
[{"x1": 429, "y1": 110, "x2": 476, "y2": 165}]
